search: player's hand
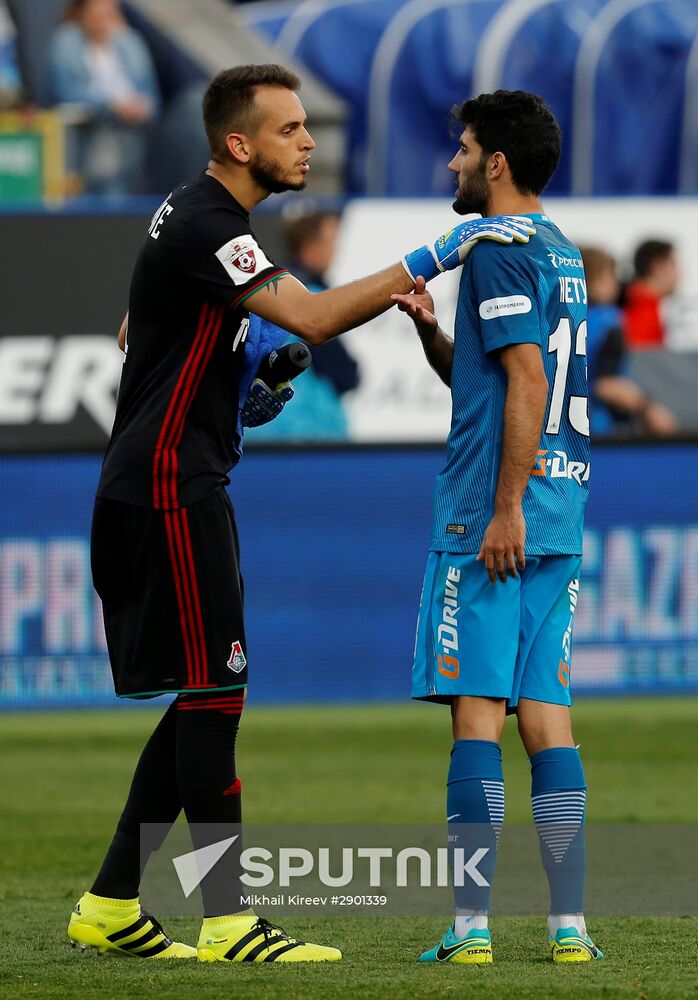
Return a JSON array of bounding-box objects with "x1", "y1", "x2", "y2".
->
[
  {"x1": 477, "y1": 507, "x2": 526, "y2": 583},
  {"x1": 402, "y1": 216, "x2": 536, "y2": 283},
  {"x1": 112, "y1": 97, "x2": 151, "y2": 124},
  {"x1": 240, "y1": 378, "x2": 294, "y2": 428},
  {"x1": 391, "y1": 276, "x2": 437, "y2": 335},
  {"x1": 644, "y1": 401, "x2": 678, "y2": 436}
]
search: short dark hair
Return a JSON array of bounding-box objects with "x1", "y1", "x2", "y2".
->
[
  {"x1": 202, "y1": 64, "x2": 301, "y2": 160},
  {"x1": 452, "y1": 90, "x2": 561, "y2": 196},
  {"x1": 283, "y1": 212, "x2": 339, "y2": 257},
  {"x1": 633, "y1": 239, "x2": 674, "y2": 280}
]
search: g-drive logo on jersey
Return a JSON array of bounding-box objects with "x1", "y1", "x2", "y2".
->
[
  {"x1": 437, "y1": 566, "x2": 461, "y2": 680},
  {"x1": 532, "y1": 449, "x2": 590, "y2": 484},
  {"x1": 216, "y1": 236, "x2": 272, "y2": 286}
]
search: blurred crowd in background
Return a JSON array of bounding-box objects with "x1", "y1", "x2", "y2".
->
[{"x1": 0, "y1": 0, "x2": 695, "y2": 442}]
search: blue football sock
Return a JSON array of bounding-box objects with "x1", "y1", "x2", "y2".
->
[
  {"x1": 447, "y1": 739, "x2": 504, "y2": 917},
  {"x1": 530, "y1": 746, "x2": 586, "y2": 918}
]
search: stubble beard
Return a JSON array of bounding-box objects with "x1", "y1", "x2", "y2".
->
[
  {"x1": 250, "y1": 150, "x2": 307, "y2": 194},
  {"x1": 452, "y1": 158, "x2": 490, "y2": 216}
]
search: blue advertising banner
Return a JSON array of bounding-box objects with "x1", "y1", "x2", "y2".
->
[{"x1": 0, "y1": 446, "x2": 697, "y2": 708}]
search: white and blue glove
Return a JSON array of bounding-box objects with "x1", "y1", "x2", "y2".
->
[
  {"x1": 402, "y1": 215, "x2": 536, "y2": 283},
  {"x1": 240, "y1": 378, "x2": 294, "y2": 428}
]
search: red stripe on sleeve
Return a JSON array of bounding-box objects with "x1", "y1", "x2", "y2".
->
[{"x1": 229, "y1": 268, "x2": 288, "y2": 309}]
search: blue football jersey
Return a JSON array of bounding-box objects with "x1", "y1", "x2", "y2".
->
[{"x1": 431, "y1": 214, "x2": 590, "y2": 556}]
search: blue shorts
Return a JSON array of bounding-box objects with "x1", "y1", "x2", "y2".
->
[{"x1": 412, "y1": 552, "x2": 582, "y2": 708}]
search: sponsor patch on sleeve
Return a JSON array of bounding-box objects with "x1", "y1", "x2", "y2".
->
[
  {"x1": 478, "y1": 295, "x2": 532, "y2": 320},
  {"x1": 215, "y1": 235, "x2": 272, "y2": 286}
]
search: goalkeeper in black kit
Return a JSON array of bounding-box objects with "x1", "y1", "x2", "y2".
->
[{"x1": 68, "y1": 63, "x2": 534, "y2": 964}]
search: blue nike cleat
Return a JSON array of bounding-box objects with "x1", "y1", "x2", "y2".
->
[
  {"x1": 549, "y1": 926, "x2": 604, "y2": 962},
  {"x1": 419, "y1": 924, "x2": 492, "y2": 964}
]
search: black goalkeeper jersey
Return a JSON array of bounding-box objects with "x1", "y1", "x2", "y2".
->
[{"x1": 97, "y1": 172, "x2": 287, "y2": 510}]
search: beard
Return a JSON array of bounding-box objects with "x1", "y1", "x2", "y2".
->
[
  {"x1": 249, "y1": 150, "x2": 307, "y2": 194},
  {"x1": 452, "y1": 156, "x2": 490, "y2": 216}
]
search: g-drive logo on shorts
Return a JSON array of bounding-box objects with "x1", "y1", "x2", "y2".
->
[
  {"x1": 558, "y1": 579, "x2": 580, "y2": 688},
  {"x1": 227, "y1": 641, "x2": 247, "y2": 673},
  {"x1": 437, "y1": 566, "x2": 461, "y2": 680},
  {"x1": 216, "y1": 235, "x2": 272, "y2": 286}
]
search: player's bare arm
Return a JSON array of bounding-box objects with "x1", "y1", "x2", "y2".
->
[
  {"x1": 117, "y1": 312, "x2": 128, "y2": 352},
  {"x1": 392, "y1": 276, "x2": 454, "y2": 386},
  {"x1": 477, "y1": 343, "x2": 548, "y2": 583},
  {"x1": 244, "y1": 213, "x2": 534, "y2": 344},
  {"x1": 244, "y1": 263, "x2": 414, "y2": 343}
]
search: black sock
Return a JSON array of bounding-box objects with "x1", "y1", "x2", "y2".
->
[
  {"x1": 91, "y1": 692, "x2": 244, "y2": 912},
  {"x1": 175, "y1": 693, "x2": 244, "y2": 917},
  {"x1": 91, "y1": 701, "x2": 181, "y2": 899}
]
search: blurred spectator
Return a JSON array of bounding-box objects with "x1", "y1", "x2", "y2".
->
[
  {"x1": 48, "y1": 0, "x2": 160, "y2": 195},
  {"x1": 623, "y1": 239, "x2": 679, "y2": 349},
  {"x1": 582, "y1": 246, "x2": 677, "y2": 438},
  {"x1": 284, "y1": 212, "x2": 360, "y2": 396},
  {"x1": 248, "y1": 212, "x2": 360, "y2": 441},
  {"x1": 0, "y1": 0, "x2": 20, "y2": 108}
]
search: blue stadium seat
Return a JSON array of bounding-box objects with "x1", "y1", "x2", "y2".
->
[
  {"x1": 365, "y1": 0, "x2": 508, "y2": 195},
  {"x1": 472, "y1": 0, "x2": 607, "y2": 194},
  {"x1": 571, "y1": 0, "x2": 698, "y2": 195},
  {"x1": 221, "y1": 0, "x2": 698, "y2": 196},
  {"x1": 244, "y1": 0, "x2": 405, "y2": 193}
]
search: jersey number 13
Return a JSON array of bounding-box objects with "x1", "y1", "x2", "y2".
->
[{"x1": 545, "y1": 317, "x2": 589, "y2": 437}]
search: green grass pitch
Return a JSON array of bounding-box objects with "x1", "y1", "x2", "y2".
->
[{"x1": 1, "y1": 698, "x2": 696, "y2": 1000}]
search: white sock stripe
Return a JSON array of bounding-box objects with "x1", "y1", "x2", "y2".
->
[
  {"x1": 534, "y1": 790, "x2": 585, "y2": 861},
  {"x1": 532, "y1": 792, "x2": 586, "y2": 824},
  {"x1": 532, "y1": 791, "x2": 586, "y2": 801},
  {"x1": 536, "y1": 825, "x2": 583, "y2": 832},
  {"x1": 533, "y1": 805, "x2": 584, "y2": 812},
  {"x1": 532, "y1": 803, "x2": 585, "y2": 811},
  {"x1": 534, "y1": 807, "x2": 585, "y2": 816},
  {"x1": 482, "y1": 779, "x2": 505, "y2": 829},
  {"x1": 532, "y1": 797, "x2": 585, "y2": 805},
  {"x1": 533, "y1": 806, "x2": 584, "y2": 823}
]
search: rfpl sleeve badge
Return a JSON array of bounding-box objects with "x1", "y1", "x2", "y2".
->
[
  {"x1": 215, "y1": 235, "x2": 272, "y2": 285},
  {"x1": 227, "y1": 640, "x2": 247, "y2": 673}
]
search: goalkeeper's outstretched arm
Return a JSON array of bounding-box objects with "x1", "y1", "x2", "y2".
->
[{"x1": 243, "y1": 217, "x2": 534, "y2": 345}]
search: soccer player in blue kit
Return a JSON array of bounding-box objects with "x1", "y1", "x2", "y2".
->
[{"x1": 393, "y1": 91, "x2": 602, "y2": 964}]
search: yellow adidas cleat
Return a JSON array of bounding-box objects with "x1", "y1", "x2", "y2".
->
[
  {"x1": 549, "y1": 926, "x2": 604, "y2": 962},
  {"x1": 197, "y1": 915, "x2": 342, "y2": 963},
  {"x1": 67, "y1": 891, "x2": 196, "y2": 958}
]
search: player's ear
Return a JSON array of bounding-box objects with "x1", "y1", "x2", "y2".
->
[
  {"x1": 225, "y1": 132, "x2": 251, "y2": 165},
  {"x1": 488, "y1": 151, "x2": 507, "y2": 181}
]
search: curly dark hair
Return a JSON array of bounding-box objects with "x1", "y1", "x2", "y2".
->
[
  {"x1": 203, "y1": 64, "x2": 301, "y2": 159},
  {"x1": 452, "y1": 90, "x2": 561, "y2": 196}
]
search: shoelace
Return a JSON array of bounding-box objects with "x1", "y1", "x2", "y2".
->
[{"x1": 253, "y1": 917, "x2": 304, "y2": 947}]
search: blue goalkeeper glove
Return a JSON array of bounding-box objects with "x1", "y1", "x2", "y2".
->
[
  {"x1": 240, "y1": 378, "x2": 294, "y2": 428},
  {"x1": 402, "y1": 215, "x2": 536, "y2": 283}
]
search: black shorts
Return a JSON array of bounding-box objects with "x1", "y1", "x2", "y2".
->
[{"x1": 91, "y1": 489, "x2": 247, "y2": 698}]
